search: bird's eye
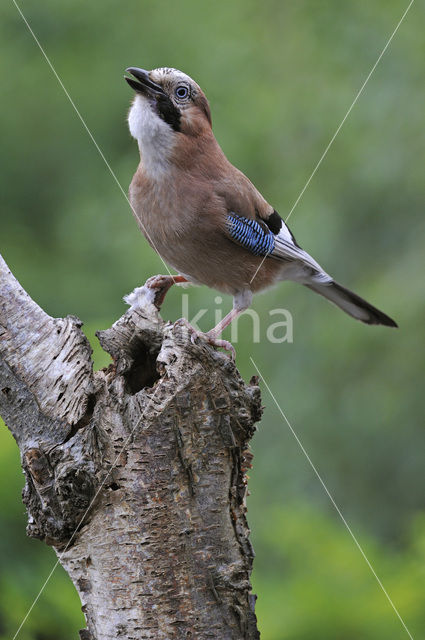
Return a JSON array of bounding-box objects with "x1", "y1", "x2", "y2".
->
[{"x1": 175, "y1": 85, "x2": 189, "y2": 100}]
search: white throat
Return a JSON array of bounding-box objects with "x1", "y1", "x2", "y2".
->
[{"x1": 128, "y1": 95, "x2": 175, "y2": 178}]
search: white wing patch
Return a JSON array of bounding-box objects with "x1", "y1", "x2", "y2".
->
[
  {"x1": 226, "y1": 209, "x2": 332, "y2": 285},
  {"x1": 271, "y1": 219, "x2": 332, "y2": 284}
]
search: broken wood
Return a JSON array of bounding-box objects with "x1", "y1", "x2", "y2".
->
[{"x1": 0, "y1": 254, "x2": 262, "y2": 639}]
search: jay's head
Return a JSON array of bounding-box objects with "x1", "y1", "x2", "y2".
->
[{"x1": 125, "y1": 67, "x2": 212, "y2": 144}]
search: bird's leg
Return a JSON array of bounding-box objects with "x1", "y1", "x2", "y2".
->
[
  {"x1": 145, "y1": 274, "x2": 188, "y2": 309},
  {"x1": 206, "y1": 291, "x2": 252, "y2": 358},
  {"x1": 174, "y1": 291, "x2": 251, "y2": 361},
  {"x1": 175, "y1": 317, "x2": 237, "y2": 361},
  {"x1": 202, "y1": 308, "x2": 242, "y2": 360},
  {"x1": 207, "y1": 308, "x2": 241, "y2": 338}
]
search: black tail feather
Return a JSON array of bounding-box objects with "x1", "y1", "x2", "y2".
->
[{"x1": 306, "y1": 281, "x2": 398, "y2": 328}]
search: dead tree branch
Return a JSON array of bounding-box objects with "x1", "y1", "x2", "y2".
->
[{"x1": 0, "y1": 254, "x2": 262, "y2": 639}]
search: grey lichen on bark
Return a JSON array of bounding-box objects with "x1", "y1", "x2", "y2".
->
[{"x1": 0, "y1": 254, "x2": 262, "y2": 640}]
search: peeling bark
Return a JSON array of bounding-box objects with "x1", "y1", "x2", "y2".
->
[{"x1": 0, "y1": 254, "x2": 262, "y2": 639}]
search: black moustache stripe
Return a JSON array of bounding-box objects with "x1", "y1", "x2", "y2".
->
[{"x1": 155, "y1": 95, "x2": 181, "y2": 132}]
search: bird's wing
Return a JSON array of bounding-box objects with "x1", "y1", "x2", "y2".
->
[{"x1": 225, "y1": 210, "x2": 332, "y2": 283}]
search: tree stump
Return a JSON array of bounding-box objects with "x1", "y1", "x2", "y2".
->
[{"x1": 0, "y1": 254, "x2": 262, "y2": 639}]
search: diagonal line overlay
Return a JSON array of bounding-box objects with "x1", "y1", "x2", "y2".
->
[
  {"x1": 12, "y1": 377, "x2": 167, "y2": 639},
  {"x1": 285, "y1": 0, "x2": 415, "y2": 225},
  {"x1": 9, "y1": 0, "x2": 415, "y2": 637},
  {"x1": 250, "y1": 0, "x2": 414, "y2": 285},
  {"x1": 250, "y1": 357, "x2": 414, "y2": 640},
  {"x1": 11, "y1": 0, "x2": 174, "y2": 281}
]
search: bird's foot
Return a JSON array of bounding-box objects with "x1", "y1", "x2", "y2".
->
[
  {"x1": 144, "y1": 275, "x2": 175, "y2": 309},
  {"x1": 174, "y1": 319, "x2": 236, "y2": 360},
  {"x1": 205, "y1": 332, "x2": 236, "y2": 360},
  {"x1": 144, "y1": 274, "x2": 188, "y2": 310},
  {"x1": 124, "y1": 274, "x2": 188, "y2": 311}
]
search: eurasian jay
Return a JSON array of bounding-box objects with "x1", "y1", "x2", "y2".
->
[{"x1": 124, "y1": 66, "x2": 397, "y2": 354}]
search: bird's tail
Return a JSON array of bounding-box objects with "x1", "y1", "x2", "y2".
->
[{"x1": 305, "y1": 280, "x2": 397, "y2": 327}]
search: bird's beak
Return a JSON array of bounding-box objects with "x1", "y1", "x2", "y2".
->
[{"x1": 124, "y1": 67, "x2": 165, "y2": 96}]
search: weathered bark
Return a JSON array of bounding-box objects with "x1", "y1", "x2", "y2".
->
[{"x1": 0, "y1": 254, "x2": 262, "y2": 640}]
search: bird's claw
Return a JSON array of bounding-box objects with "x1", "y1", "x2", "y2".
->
[
  {"x1": 144, "y1": 274, "x2": 176, "y2": 309},
  {"x1": 174, "y1": 319, "x2": 236, "y2": 360},
  {"x1": 174, "y1": 318, "x2": 203, "y2": 344},
  {"x1": 205, "y1": 334, "x2": 236, "y2": 360}
]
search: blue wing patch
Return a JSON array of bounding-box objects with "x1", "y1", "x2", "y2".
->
[{"x1": 226, "y1": 214, "x2": 275, "y2": 257}]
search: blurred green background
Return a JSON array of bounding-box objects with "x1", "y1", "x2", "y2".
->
[{"x1": 1, "y1": 0, "x2": 424, "y2": 638}]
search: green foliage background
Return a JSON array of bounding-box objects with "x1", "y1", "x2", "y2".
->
[{"x1": 0, "y1": 1, "x2": 424, "y2": 638}]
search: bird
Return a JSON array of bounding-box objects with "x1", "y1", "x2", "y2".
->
[{"x1": 124, "y1": 66, "x2": 397, "y2": 355}]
